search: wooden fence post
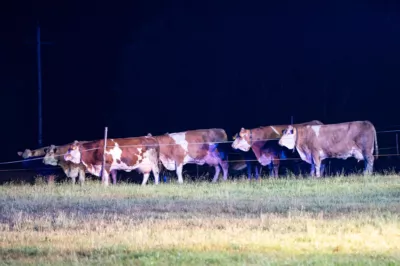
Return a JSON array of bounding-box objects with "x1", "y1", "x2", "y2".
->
[{"x1": 101, "y1": 127, "x2": 108, "y2": 185}]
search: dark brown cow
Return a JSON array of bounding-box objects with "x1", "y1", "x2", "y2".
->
[
  {"x1": 18, "y1": 144, "x2": 88, "y2": 184},
  {"x1": 63, "y1": 136, "x2": 160, "y2": 186},
  {"x1": 278, "y1": 121, "x2": 378, "y2": 177},
  {"x1": 232, "y1": 120, "x2": 324, "y2": 177},
  {"x1": 148, "y1": 128, "x2": 228, "y2": 183}
]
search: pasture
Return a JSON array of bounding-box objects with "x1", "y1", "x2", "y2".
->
[{"x1": 1, "y1": 174, "x2": 400, "y2": 265}]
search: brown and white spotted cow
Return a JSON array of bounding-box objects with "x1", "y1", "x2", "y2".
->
[
  {"x1": 232, "y1": 120, "x2": 324, "y2": 177},
  {"x1": 18, "y1": 144, "x2": 88, "y2": 185},
  {"x1": 148, "y1": 128, "x2": 229, "y2": 183},
  {"x1": 63, "y1": 136, "x2": 160, "y2": 186},
  {"x1": 278, "y1": 121, "x2": 378, "y2": 177}
]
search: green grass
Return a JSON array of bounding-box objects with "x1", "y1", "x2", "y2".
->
[{"x1": 0, "y1": 174, "x2": 400, "y2": 265}]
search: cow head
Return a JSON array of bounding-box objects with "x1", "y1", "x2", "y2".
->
[
  {"x1": 64, "y1": 140, "x2": 81, "y2": 164},
  {"x1": 43, "y1": 145, "x2": 59, "y2": 166},
  {"x1": 231, "y1": 128, "x2": 252, "y2": 151},
  {"x1": 17, "y1": 149, "x2": 33, "y2": 159},
  {"x1": 279, "y1": 125, "x2": 296, "y2": 150}
]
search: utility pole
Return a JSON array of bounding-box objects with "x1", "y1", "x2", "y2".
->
[{"x1": 34, "y1": 22, "x2": 53, "y2": 147}]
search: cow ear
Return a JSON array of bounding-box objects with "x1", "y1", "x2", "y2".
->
[{"x1": 17, "y1": 151, "x2": 23, "y2": 156}]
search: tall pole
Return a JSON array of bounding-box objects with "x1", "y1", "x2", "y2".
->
[{"x1": 37, "y1": 22, "x2": 43, "y2": 148}]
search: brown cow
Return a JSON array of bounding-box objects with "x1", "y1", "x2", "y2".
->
[
  {"x1": 18, "y1": 144, "x2": 88, "y2": 184},
  {"x1": 232, "y1": 120, "x2": 324, "y2": 177},
  {"x1": 42, "y1": 143, "x2": 88, "y2": 185},
  {"x1": 63, "y1": 136, "x2": 160, "y2": 186},
  {"x1": 278, "y1": 121, "x2": 378, "y2": 177},
  {"x1": 148, "y1": 128, "x2": 229, "y2": 183}
]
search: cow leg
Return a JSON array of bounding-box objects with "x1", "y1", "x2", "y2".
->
[
  {"x1": 219, "y1": 160, "x2": 229, "y2": 181},
  {"x1": 247, "y1": 161, "x2": 252, "y2": 179},
  {"x1": 254, "y1": 165, "x2": 259, "y2": 180},
  {"x1": 176, "y1": 164, "x2": 184, "y2": 184},
  {"x1": 320, "y1": 162, "x2": 326, "y2": 177},
  {"x1": 71, "y1": 176, "x2": 76, "y2": 185},
  {"x1": 152, "y1": 164, "x2": 160, "y2": 185},
  {"x1": 364, "y1": 154, "x2": 374, "y2": 175},
  {"x1": 310, "y1": 163, "x2": 316, "y2": 177},
  {"x1": 78, "y1": 169, "x2": 85, "y2": 185},
  {"x1": 141, "y1": 172, "x2": 150, "y2": 186},
  {"x1": 111, "y1": 170, "x2": 117, "y2": 185},
  {"x1": 312, "y1": 155, "x2": 322, "y2": 178},
  {"x1": 212, "y1": 165, "x2": 221, "y2": 182},
  {"x1": 274, "y1": 159, "x2": 280, "y2": 178}
]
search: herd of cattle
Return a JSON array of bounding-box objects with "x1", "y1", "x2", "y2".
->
[{"x1": 17, "y1": 120, "x2": 378, "y2": 186}]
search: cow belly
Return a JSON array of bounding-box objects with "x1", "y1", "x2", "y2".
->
[
  {"x1": 160, "y1": 154, "x2": 176, "y2": 170},
  {"x1": 335, "y1": 147, "x2": 364, "y2": 160},
  {"x1": 184, "y1": 155, "x2": 206, "y2": 165}
]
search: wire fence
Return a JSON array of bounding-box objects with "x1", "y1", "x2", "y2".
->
[{"x1": 2, "y1": 128, "x2": 400, "y2": 174}]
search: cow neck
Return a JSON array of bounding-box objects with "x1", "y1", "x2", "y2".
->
[
  {"x1": 249, "y1": 128, "x2": 265, "y2": 160},
  {"x1": 293, "y1": 127, "x2": 299, "y2": 152}
]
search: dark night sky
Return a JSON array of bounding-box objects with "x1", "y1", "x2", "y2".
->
[{"x1": 2, "y1": 1, "x2": 400, "y2": 162}]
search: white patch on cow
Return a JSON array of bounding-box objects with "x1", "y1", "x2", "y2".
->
[
  {"x1": 258, "y1": 153, "x2": 272, "y2": 166},
  {"x1": 279, "y1": 133, "x2": 296, "y2": 150},
  {"x1": 270, "y1": 126, "x2": 280, "y2": 135},
  {"x1": 311, "y1": 125, "x2": 321, "y2": 137},
  {"x1": 169, "y1": 132, "x2": 188, "y2": 152},
  {"x1": 106, "y1": 143, "x2": 123, "y2": 160},
  {"x1": 231, "y1": 137, "x2": 251, "y2": 151}
]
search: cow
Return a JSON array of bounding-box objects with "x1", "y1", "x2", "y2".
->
[
  {"x1": 148, "y1": 128, "x2": 229, "y2": 183},
  {"x1": 18, "y1": 143, "x2": 88, "y2": 185},
  {"x1": 63, "y1": 136, "x2": 160, "y2": 186},
  {"x1": 278, "y1": 120, "x2": 378, "y2": 178},
  {"x1": 42, "y1": 144, "x2": 88, "y2": 185},
  {"x1": 232, "y1": 120, "x2": 324, "y2": 177}
]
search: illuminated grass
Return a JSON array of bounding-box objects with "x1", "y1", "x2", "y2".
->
[{"x1": 0, "y1": 175, "x2": 399, "y2": 265}]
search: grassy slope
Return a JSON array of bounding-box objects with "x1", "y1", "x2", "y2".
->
[{"x1": 0, "y1": 175, "x2": 400, "y2": 265}]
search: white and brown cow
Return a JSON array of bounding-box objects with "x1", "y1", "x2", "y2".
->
[
  {"x1": 232, "y1": 120, "x2": 324, "y2": 177},
  {"x1": 18, "y1": 144, "x2": 88, "y2": 185},
  {"x1": 148, "y1": 128, "x2": 229, "y2": 183},
  {"x1": 278, "y1": 121, "x2": 378, "y2": 178},
  {"x1": 42, "y1": 143, "x2": 89, "y2": 185},
  {"x1": 63, "y1": 136, "x2": 160, "y2": 186}
]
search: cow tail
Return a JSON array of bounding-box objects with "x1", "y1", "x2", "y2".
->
[{"x1": 374, "y1": 126, "x2": 379, "y2": 159}]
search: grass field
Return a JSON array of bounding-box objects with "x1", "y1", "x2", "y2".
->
[{"x1": 1, "y1": 174, "x2": 400, "y2": 265}]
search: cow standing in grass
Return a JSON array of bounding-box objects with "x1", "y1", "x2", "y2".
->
[
  {"x1": 148, "y1": 128, "x2": 229, "y2": 183},
  {"x1": 231, "y1": 120, "x2": 324, "y2": 177},
  {"x1": 278, "y1": 121, "x2": 378, "y2": 178},
  {"x1": 64, "y1": 136, "x2": 160, "y2": 186}
]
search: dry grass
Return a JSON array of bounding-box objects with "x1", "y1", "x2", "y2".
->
[{"x1": 1, "y1": 174, "x2": 400, "y2": 265}]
